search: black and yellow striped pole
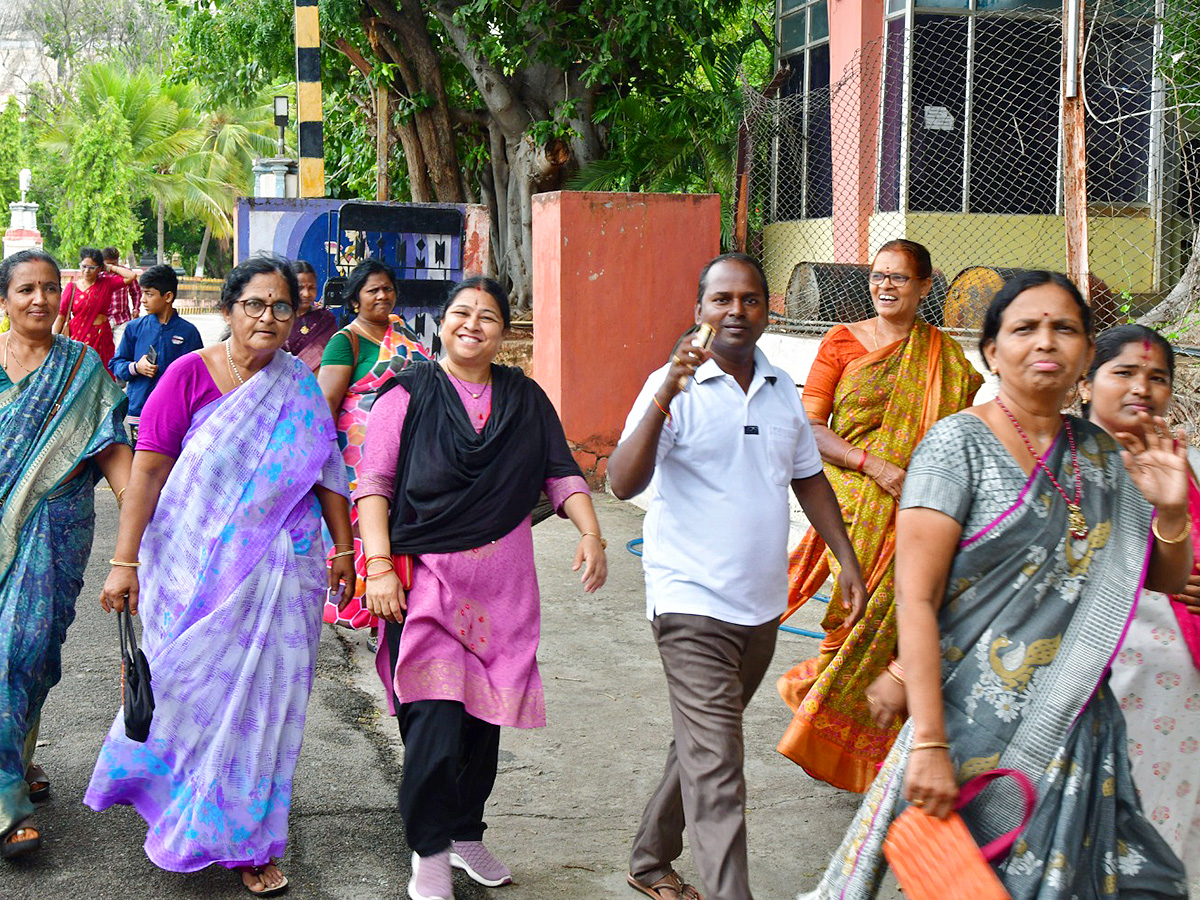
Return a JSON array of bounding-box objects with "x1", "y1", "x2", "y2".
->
[{"x1": 294, "y1": 0, "x2": 325, "y2": 197}]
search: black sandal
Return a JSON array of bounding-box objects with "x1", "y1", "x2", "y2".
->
[
  {"x1": 25, "y1": 764, "x2": 49, "y2": 804},
  {"x1": 1, "y1": 818, "x2": 41, "y2": 859}
]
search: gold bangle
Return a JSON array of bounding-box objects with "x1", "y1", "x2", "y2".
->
[
  {"x1": 364, "y1": 569, "x2": 396, "y2": 581},
  {"x1": 330, "y1": 549, "x2": 355, "y2": 559},
  {"x1": 885, "y1": 661, "x2": 905, "y2": 686},
  {"x1": 1152, "y1": 514, "x2": 1192, "y2": 545},
  {"x1": 911, "y1": 741, "x2": 951, "y2": 752},
  {"x1": 109, "y1": 559, "x2": 140, "y2": 568},
  {"x1": 333, "y1": 542, "x2": 354, "y2": 550},
  {"x1": 116, "y1": 487, "x2": 127, "y2": 506},
  {"x1": 581, "y1": 532, "x2": 608, "y2": 550}
]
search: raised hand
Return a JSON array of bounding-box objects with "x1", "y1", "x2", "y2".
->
[{"x1": 1113, "y1": 412, "x2": 1189, "y2": 515}]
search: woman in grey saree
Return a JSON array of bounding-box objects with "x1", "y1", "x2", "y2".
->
[{"x1": 803, "y1": 272, "x2": 1191, "y2": 900}]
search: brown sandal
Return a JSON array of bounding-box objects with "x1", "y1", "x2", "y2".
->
[{"x1": 627, "y1": 870, "x2": 704, "y2": 900}]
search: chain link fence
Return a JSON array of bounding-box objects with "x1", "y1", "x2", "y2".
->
[{"x1": 748, "y1": 5, "x2": 1199, "y2": 342}]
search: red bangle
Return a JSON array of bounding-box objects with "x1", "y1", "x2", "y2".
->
[
  {"x1": 856, "y1": 450, "x2": 867, "y2": 472},
  {"x1": 652, "y1": 395, "x2": 672, "y2": 421},
  {"x1": 364, "y1": 554, "x2": 394, "y2": 572}
]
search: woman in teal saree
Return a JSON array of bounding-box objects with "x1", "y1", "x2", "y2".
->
[
  {"x1": 803, "y1": 272, "x2": 1192, "y2": 899},
  {"x1": 0, "y1": 249, "x2": 131, "y2": 858}
]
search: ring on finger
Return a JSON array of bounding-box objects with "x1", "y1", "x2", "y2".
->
[{"x1": 911, "y1": 798, "x2": 926, "y2": 808}]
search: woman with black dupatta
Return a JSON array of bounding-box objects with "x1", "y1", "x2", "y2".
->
[{"x1": 354, "y1": 276, "x2": 607, "y2": 900}]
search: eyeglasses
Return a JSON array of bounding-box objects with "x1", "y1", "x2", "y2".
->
[
  {"x1": 236, "y1": 298, "x2": 295, "y2": 320},
  {"x1": 868, "y1": 271, "x2": 912, "y2": 286},
  {"x1": 80, "y1": 264, "x2": 100, "y2": 272}
]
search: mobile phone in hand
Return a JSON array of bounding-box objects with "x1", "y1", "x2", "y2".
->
[{"x1": 146, "y1": 345, "x2": 157, "y2": 365}]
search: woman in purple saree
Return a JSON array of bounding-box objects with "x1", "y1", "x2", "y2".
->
[{"x1": 85, "y1": 257, "x2": 354, "y2": 896}]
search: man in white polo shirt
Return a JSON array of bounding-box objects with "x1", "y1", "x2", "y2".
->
[{"x1": 610, "y1": 252, "x2": 866, "y2": 900}]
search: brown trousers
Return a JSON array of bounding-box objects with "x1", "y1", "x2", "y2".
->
[{"x1": 630, "y1": 612, "x2": 779, "y2": 900}]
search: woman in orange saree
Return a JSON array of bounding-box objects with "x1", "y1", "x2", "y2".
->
[{"x1": 776, "y1": 240, "x2": 982, "y2": 792}]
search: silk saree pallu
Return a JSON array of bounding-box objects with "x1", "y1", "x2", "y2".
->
[
  {"x1": 802, "y1": 418, "x2": 1188, "y2": 900},
  {"x1": 0, "y1": 339, "x2": 126, "y2": 837},
  {"x1": 85, "y1": 353, "x2": 347, "y2": 872},
  {"x1": 779, "y1": 321, "x2": 981, "y2": 792},
  {"x1": 324, "y1": 317, "x2": 429, "y2": 630}
]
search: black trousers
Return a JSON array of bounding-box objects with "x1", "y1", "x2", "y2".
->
[{"x1": 385, "y1": 621, "x2": 502, "y2": 857}]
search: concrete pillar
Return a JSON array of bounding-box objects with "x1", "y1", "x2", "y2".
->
[
  {"x1": 829, "y1": 0, "x2": 885, "y2": 263},
  {"x1": 532, "y1": 191, "x2": 722, "y2": 485},
  {"x1": 4, "y1": 201, "x2": 43, "y2": 257}
]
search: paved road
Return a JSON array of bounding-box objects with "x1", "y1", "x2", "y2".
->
[{"x1": 2, "y1": 487, "x2": 1195, "y2": 899}]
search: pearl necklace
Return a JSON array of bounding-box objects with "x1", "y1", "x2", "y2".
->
[
  {"x1": 225, "y1": 340, "x2": 245, "y2": 386},
  {"x1": 994, "y1": 397, "x2": 1087, "y2": 538}
]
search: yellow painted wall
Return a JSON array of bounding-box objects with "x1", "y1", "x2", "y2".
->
[
  {"x1": 764, "y1": 212, "x2": 1157, "y2": 295},
  {"x1": 762, "y1": 218, "x2": 834, "y2": 295}
]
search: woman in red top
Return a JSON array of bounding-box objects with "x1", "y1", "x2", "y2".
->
[{"x1": 52, "y1": 247, "x2": 135, "y2": 368}]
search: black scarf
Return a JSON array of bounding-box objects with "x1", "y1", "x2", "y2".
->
[{"x1": 382, "y1": 360, "x2": 582, "y2": 555}]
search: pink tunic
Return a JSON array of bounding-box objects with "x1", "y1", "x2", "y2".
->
[{"x1": 354, "y1": 378, "x2": 588, "y2": 728}]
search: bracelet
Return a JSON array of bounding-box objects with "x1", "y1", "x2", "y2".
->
[
  {"x1": 109, "y1": 559, "x2": 140, "y2": 568},
  {"x1": 856, "y1": 450, "x2": 868, "y2": 473},
  {"x1": 1152, "y1": 514, "x2": 1192, "y2": 545},
  {"x1": 334, "y1": 542, "x2": 354, "y2": 550},
  {"x1": 331, "y1": 549, "x2": 355, "y2": 559},
  {"x1": 841, "y1": 447, "x2": 854, "y2": 469},
  {"x1": 364, "y1": 569, "x2": 397, "y2": 581},
  {"x1": 581, "y1": 531, "x2": 608, "y2": 550},
  {"x1": 364, "y1": 554, "x2": 394, "y2": 569},
  {"x1": 886, "y1": 660, "x2": 905, "y2": 686},
  {"x1": 911, "y1": 741, "x2": 951, "y2": 752},
  {"x1": 116, "y1": 487, "x2": 127, "y2": 506},
  {"x1": 652, "y1": 395, "x2": 672, "y2": 421}
]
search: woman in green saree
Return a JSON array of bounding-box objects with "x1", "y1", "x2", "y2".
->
[
  {"x1": 801, "y1": 271, "x2": 1191, "y2": 899},
  {"x1": 0, "y1": 249, "x2": 131, "y2": 858}
]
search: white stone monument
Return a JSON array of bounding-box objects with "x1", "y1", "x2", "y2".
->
[{"x1": 3, "y1": 168, "x2": 43, "y2": 258}]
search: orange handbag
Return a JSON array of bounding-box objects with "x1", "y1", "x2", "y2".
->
[{"x1": 883, "y1": 767, "x2": 1036, "y2": 900}]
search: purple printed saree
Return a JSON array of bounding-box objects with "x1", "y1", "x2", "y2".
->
[{"x1": 84, "y1": 352, "x2": 348, "y2": 872}]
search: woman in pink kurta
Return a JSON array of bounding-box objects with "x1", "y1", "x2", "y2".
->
[{"x1": 355, "y1": 277, "x2": 607, "y2": 900}]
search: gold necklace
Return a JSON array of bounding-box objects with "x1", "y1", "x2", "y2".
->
[
  {"x1": 352, "y1": 319, "x2": 388, "y2": 344},
  {"x1": 3, "y1": 335, "x2": 41, "y2": 374},
  {"x1": 446, "y1": 365, "x2": 491, "y2": 399},
  {"x1": 225, "y1": 340, "x2": 245, "y2": 386}
]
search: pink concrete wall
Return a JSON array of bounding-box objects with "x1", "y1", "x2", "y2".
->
[
  {"x1": 532, "y1": 191, "x2": 722, "y2": 485},
  {"x1": 829, "y1": 0, "x2": 884, "y2": 263}
]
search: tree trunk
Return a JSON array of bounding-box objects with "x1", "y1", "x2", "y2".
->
[
  {"x1": 1141, "y1": 226, "x2": 1200, "y2": 327},
  {"x1": 157, "y1": 198, "x2": 165, "y2": 264},
  {"x1": 195, "y1": 223, "x2": 212, "y2": 277},
  {"x1": 367, "y1": 0, "x2": 466, "y2": 203}
]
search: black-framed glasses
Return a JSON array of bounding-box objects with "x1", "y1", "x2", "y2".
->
[
  {"x1": 868, "y1": 271, "x2": 912, "y2": 286},
  {"x1": 236, "y1": 298, "x2": 295, "y2": 320}
]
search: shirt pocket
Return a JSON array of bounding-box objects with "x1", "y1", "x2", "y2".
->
[{"x1": 767, "y1": 424, "x2": 800, "y2": 485}]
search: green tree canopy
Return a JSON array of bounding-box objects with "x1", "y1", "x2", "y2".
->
[
  {"x1": 0, "y1": 100, "x2": 23, "y2": 214},
  {"x1": 55, "y1": 97, "x2": 141, "y2": 254}
]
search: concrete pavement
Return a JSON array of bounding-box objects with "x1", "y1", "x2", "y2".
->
[
  {"x1": 0, "y1": 488, "x2": 868, "y2": 900},
  {"x1": 3, "y1": 485, "x2": 1195, "y2": 899}
]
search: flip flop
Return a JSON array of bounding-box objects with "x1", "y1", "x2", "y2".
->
[
  {"x1": 239, "y1": 864, "x2": 289, "y2": 896},
  {"x1": 626, "y1": 870, "x2": 704, "y2": 900},
  {"x1": 1, "y1": 818, "x2": 41, "y2": 859},
  {"x1": 25, "y1": 765, "x2": 49, "y2": 804}
]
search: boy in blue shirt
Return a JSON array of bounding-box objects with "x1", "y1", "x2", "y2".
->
[{"x1": 110, "y1": 264, "x2": 203, "y2": 444}]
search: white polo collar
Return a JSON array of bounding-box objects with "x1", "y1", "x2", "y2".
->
[{"x1": 693, "y1": 347, "x2": 778, "y2": 385}]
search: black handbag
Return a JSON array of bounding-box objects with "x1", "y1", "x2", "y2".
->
[{"x1": 117, "y1": 606, "x2": 155, "y2": 742}]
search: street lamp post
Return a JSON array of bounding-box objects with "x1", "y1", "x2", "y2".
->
[{"x1": 274, "y1": 95, "x2": 289, "y2": 156}]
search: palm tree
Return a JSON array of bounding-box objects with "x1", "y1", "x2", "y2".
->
[
  {"x1": 181, "y1": 91, "x2": 279, "y2": 275},
  {"x1": 40, "y1": 63, "x2": 228, "y2": 263}
]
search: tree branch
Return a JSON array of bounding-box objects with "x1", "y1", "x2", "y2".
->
[
  {"x1": 332, "y1": 37, "x2": 373, "y2": 78},
  {"x1": 433, "y1": 0, "x2": 531, "y2": 138}
]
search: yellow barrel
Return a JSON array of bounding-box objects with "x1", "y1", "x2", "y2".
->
[{"x1": 946, "y1": 267, "x2": 1116, "y2": 331}]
